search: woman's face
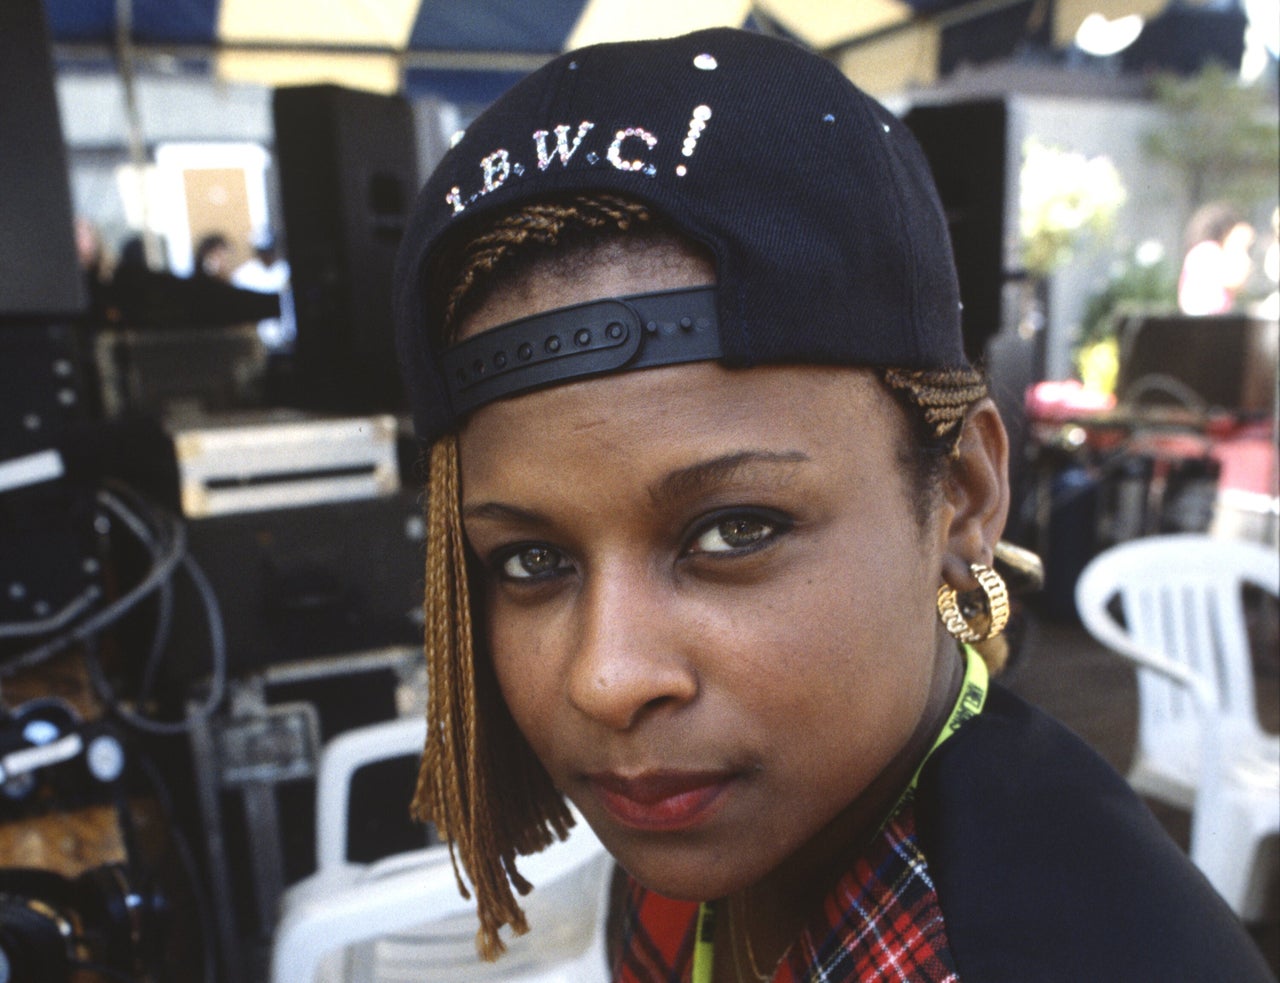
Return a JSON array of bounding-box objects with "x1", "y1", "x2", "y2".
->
[{"x1": 457, "y1": 251, "x2": 957, "y2": 903}]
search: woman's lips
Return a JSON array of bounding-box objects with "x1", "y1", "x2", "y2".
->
[{"x1": 587, "y1": 770, "x2": 735, "y2": 832}]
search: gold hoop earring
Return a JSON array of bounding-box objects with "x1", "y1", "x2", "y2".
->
[{"x1": 937, "y1": 562, "x2": 1010, "y2": 643}]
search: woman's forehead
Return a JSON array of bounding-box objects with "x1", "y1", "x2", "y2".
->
[
  {"x1": 456, "y1": 360, "x2": 893, "y2": 492},
  {"x1": 456, "y1": 236, "x2": 716, "y2": 343}
]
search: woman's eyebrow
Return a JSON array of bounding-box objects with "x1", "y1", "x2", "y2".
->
[
  {"x1": 461, "y1": 500, "x2": 545, "y2": 525},
  {"x1": 649, "y1": 450, "x2": 810, "y2": 507},
  {"x1": 462, "y1": 450, "x2": 810, "y2": 524}
]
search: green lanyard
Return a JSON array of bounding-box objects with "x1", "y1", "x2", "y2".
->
[{"x1": 690, "y1": 646, "x2": 989, "y2": 983}]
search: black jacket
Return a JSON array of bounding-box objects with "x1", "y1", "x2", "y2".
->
[{"x1": 916, "y1": 685, "x2": 1275, "y2": 982}]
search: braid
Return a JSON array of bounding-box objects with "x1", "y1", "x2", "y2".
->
[
  {"x1": 413, "y1": 194, "x2": 648, "y2": 959},
  {"x1": 876, "y1": 366, "x2": 1010, "y2": 675},
  {"x1": 412, "y1": 194, "x2": 997, "y2": 957},
  {"x1": 878, "y1": 366, "x2": 989, "y2": 450},
  {"x1": 440, "y1": 195, "x2": 654, "y2": 338}
]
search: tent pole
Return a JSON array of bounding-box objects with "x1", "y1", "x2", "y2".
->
[{"x1": 114, "y1": 0, "x2": 163, "y2": 269}]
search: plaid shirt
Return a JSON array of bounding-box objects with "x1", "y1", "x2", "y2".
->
[{"x1": 613, "y1": 803, "x2": 959, "y2": 983}]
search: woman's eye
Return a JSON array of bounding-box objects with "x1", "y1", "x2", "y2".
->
[
  {"x1": 499, "y1": 545, "x2": 570, "y2": 580},
  {"x1": 688, "y1": 515, "x2": 780, "y2": 555}
]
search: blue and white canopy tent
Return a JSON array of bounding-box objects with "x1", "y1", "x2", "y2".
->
[{"x1": 44, "y1": 0, "x2": 1251, "y2": 106}]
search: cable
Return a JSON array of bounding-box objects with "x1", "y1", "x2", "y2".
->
[
  {"x1": 81, "y1": 550, "x2": 226, "y2": 736},
  {"x1": 3, "y1": 483, "x2": 227, "y2": 735},
  {"x1": 1121, "y1": 373, "x2": 1211, "y2": 416},
  {"x1": 103, "y1": 482, "x2": 176, "y2": 707},
  {"x1": 0, "y1": 584, "x2": 103, "y2": 640},
  {"x1": 0, "y1": 486, "x2": 185, "y2": 678},
  {"x1": 98, "y1": 483, "x2": 175, "y2": 707},
  {"x1": 135, "y1": 580, "x2": 174, "y2": 705},
  {"x1": 131, "y1": 752, "x2": 220, "y2": 983},
  {"x1": 82, "y1": 484, "x2": 228, "y2": 733}
]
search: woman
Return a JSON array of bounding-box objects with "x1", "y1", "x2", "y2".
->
[
  {"x1": 393, "y1": 29, "x2": 1273, "y2": 982},
  {"x1": 1178, "y1": 202, "x2": 1255, "y2": 316}
]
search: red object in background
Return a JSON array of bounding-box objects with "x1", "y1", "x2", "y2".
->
[
  {"x1": 1211, "y1": 426, "x2": 1278, "y2": 497},
  {"x1": 1026, "y1": 380, "x2": 1116, "y2": 423}
]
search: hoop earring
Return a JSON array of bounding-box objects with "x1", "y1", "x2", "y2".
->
[{"x1": 937, "y1": 563, "x2": 1009, "y2": 643}]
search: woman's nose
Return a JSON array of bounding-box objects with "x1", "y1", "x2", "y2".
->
[{"x1": 565, "y1": 570, "x2": 698, "y2": 732}]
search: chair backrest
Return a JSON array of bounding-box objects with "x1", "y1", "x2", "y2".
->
[
  {"x1": 344, "y1": 820, "x2": 613, "y2": 983},
  {"x1": 315, "y1": 715, "x2": 429, "y2": 870},
  {"x1": 273, "y1": 811, "x2": 613, "y2": 983},
  {"x1": 1075, "y1": 533, "x2": 1279, "y2": 760},
  {"x1": 274, "y1": 714, "x2": 614, "y2": 983}
]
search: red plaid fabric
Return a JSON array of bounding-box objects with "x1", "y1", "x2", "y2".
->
[{"x1": 613, "y1": 804, "x2": 959, "y2": 983}]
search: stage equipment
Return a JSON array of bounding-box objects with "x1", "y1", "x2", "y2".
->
[
  {"x1": 170, "y1": 413, "x2": 399, "y2": 519},
  {"x1": 0, "y1": 697, "x2": 185, "y2": 983},
  {"x1": 143, "y1": 413, "x2": 418, "y2": 694},
  {"x1": 0, "y1": 325, "x2": 102, "y2": 643},
  {"x1": 1115, "y1": 314, "x2": 1278, "y2": 419},
  {"x1": 272, "y1": 85, "x2": 418, "y2": 415},
  {"x1": 186, "y1": 647, "x2": 428, "y2": 983},
  {"x1": 902, "y1": 99, "x2": 1010, "y2": 365},
  {"x1": 0, "y1": 0, "x2": 84, "y2": 319}
]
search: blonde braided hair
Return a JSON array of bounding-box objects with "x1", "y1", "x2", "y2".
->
[
  {"x1": 410, "y1": 193, "x2": 992, "y2": 959},
  {"x1": 879, "y1": 366, "x2": 989, "y2": 445}
]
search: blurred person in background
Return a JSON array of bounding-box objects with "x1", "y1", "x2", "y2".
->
[
  {"x1": 1178, "y1": 202, "x2": 1256, "y2": 315},
  {"x1": 1251, "y1": 205, "x2": 1278, "y2": 320},
  {"x1": 232, "y1": 230, "x2": 295, "y2": 350},
  {"x1": 193, "y1": 232, "x2": 234, "y2": 283},
  {"x1": 73, "y1": 215, "x2": 113, "y2": 325}
]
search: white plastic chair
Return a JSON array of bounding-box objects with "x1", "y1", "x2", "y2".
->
[
  {"x1": 270, "y1": 715, "x2": 615, "y2": 983},
  {"x1": 1075, "y1": 533, "x2": 1280, "y2": 920}
]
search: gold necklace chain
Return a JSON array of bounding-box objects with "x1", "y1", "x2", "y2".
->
[
  {"x1": 727, "y1": 894, "x2": 785, "y2": 983},
  {"x1": 727, "y1": 921, "x2": 752, "y2": 983},
  {"x1": 693, "y1": 650, "x2": 989, "y2": 983}
]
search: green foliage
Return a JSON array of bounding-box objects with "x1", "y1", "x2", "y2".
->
[
  {"x1": 1019, "y1": 138, "x2": 1127, "y2": 276},
  {"x1": 1143, "y1": 63, "x2": 1280, "y2": 211},
  {"x1": 1077, "y1": 250, "x2": 1178, "y2": 349},
  {"x1": 1074, "y1": 251, "x2": 1178, "y2": 394}
]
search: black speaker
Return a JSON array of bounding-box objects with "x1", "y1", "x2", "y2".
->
[
  {"x1": 0, "y1": 324, "x2": 101, "y2": 641},
  {"x1": 272, "y1": 85, "x2": 418, "y2": 415},
  {"x1": 0, "y1": 323, "x2": 94, "y2": 456},
  {"x1": 903, "y1": 99, "x2": 1009, "y2": 364},
  {"x1": 0, "y1": 0, "x2": 85, "y2": 319},
  {"x1": 154, "y1": 490, "x2": 425, "y2": 691}
]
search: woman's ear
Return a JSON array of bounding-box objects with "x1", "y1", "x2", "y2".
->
[{"x1": 938, "y1": 398, "x2": 1010, "y2": 591}]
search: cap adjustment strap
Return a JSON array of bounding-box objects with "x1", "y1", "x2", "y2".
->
[{"x1": 441, "y1": 285, "x2": 721, "y2": 416}]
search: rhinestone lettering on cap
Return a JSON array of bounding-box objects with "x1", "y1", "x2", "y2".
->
[
  {"x1": 607, "y1": 127, "x2": 658, "y2": 173},
  {"x1": 444, "y1": 98, "x2": 721, "y2": 211},
  {"x1": 481, "y1": 150, "x2": 510, "y2": 191},
  {"x1": 677, "y1": 105, "x2": 712, "y2": 175},
  {"x1": 446, "y1": 147, "x2": 515, "y2": 213},
  {"x1": 534, "y1": 122, "x2": 595, "y2": 171}
]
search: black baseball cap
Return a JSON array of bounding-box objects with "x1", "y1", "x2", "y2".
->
[{"x1": 394, "y1": 27, "x2": 966, "y2": 444}]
